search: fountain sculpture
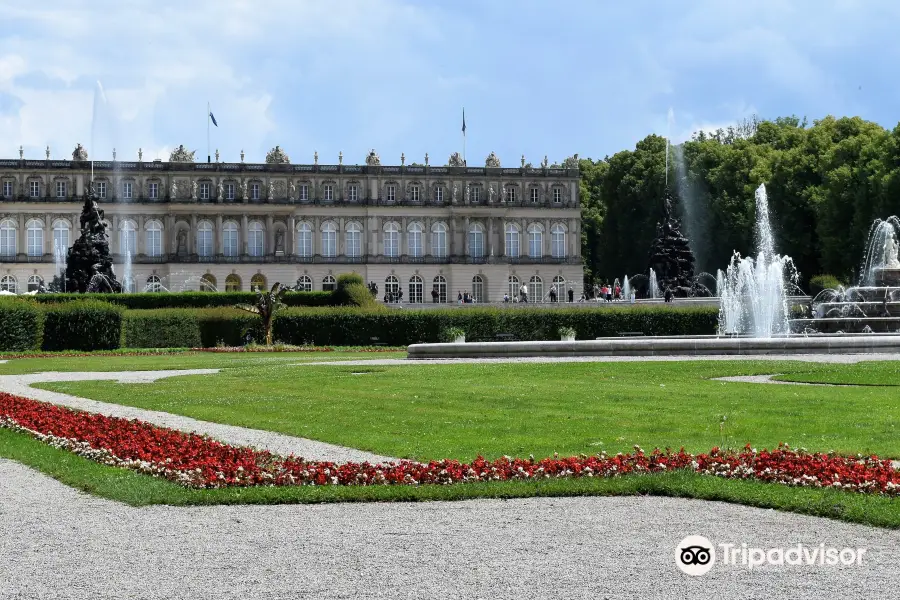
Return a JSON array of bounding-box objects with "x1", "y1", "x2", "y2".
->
[
  {"x1": 64, "y1": 183, "x2": 122, "y2": 293},
  {"x1": 647, "y1": 188, "x2": 710, "y2": 297}
]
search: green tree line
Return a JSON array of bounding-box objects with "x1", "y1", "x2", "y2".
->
[{"x1": 578, "y1": 115, "x2": 900, "y2": 289}]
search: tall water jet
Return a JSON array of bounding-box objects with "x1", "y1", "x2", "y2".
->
[
  {"x1": 122, "y1": 248, "x2": 132, "y2": 293},
  {"x1": 649, "y1": 269, "x2": 660, "y2": 299},
  {"x1": 859, "y1": 216, "x2": 900, "y2": 287},
  {"x1": 715, "y1": 269, "x2": 725, "y2": 297},
  {"x1": 622, "y1": 275, "x2": 631, "y2": 301},
  {"x1": 718, "y1": 184, "x2": 797, "y2": 337}
]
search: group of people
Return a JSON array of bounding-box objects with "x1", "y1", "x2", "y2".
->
[
  {"x1": 457, "y1": 291, "x2": 476, "y2": 304},
  {"x1": 587, "y1": 283, "x2": 634, "y2": 303},
  {"x1": 501, "y1": 285, "x2": 576, "y2": 304}
]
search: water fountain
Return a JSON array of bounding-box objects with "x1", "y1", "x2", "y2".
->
[
  {"x1": 122, "y1": 249, "x2": 133, "y2": 293},
  {"x1": 622, "y1": 275, "x2": 632, "y2": 301},
  {"x1": 791, "y1": 216, "x2": 900, "y2": 333},
  {"x1": 648, "y1": 269, "x2": 660, "y2": 299},
  {"x1": 717, "y1": 184, "x2": 798, "y2": 337}
]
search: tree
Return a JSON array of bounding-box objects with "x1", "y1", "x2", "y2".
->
[
  {"x1": 237, "y1": 282, "x2": 287, "y2": 346},
  {"x1": 65, "y1": 185, "x2": 121, "y2": 293}
]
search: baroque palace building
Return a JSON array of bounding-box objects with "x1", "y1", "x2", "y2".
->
[{"x1": 0, "y1": 143, "x2": 583, "y2": 302}]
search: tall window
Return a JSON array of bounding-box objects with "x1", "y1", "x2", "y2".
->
[
  {"x1": 432, "y1": 275, "x2": 447, "y2": 303},
  {"x1": 530, "y1": 275, "x2": 544, "y2": 302},
  {"x1": 384, "y1": 222, "x2": 399, "y2": 257},
  {"x1": 96, "y1": 181, "x2": 107, "y2": 199},
  {"x1": 197, "y1": 221, "x2": 213, "y2": 257},
  {"x1": 225, "y1": 274, "x2": 241, "y2": 292},
  {"x1": 384, "y1": 275, "x2": 399, "y2": 298},
  {"x1": 248, "y1": 221, "x2": 264, "y2": 257},
  {"x1": 471, "y1": 186, "x2": 481, "y2": 203},
  {"x1": 146, "y1": 275, "x2": 162, "y2": 293},
  {"x1": 468, "y1": 223, "x2": 484, "y2": 258},
  {"x1": 122, "y1": 181, "x2": 133, "y2": 199},
  {"x1": 223, "y1": 221, "x2": 239, "y2": 257},
  {"x1": 199, "y1": 182, "x2": 210, "y2": 200},
  {"x1": 250, "y1": 183, "x2": 260, "y2": 201},
  {"x1": 551, "y1": 224, "x2": 567, "y2": 258},
  {"x1": 26, "y1": 219, "x2": 43, "y2": 257},
  {"x1": 0, "y1": 275, "x2": 17, "y2": 293},
  {"x1": 323, "y1": 275, "x2": 336, "y2": 291},
  {"x1": 2, "y1": 181, "x2": 12, "y2": 197},
  {"x1": 297, "y1": 222, "x2": 312, "y2": 257},
  {"x1": 27, "y1": 275, "x2": 43, "y2": 292},
  {"x1": 431, "y1": 222, "x2": 447, "y2": 258},
  {"x1": 408, "y1": 275, "x2": 423, "y2": 303},
  {"x1": 435, "y1": 186, "x2": 444, "y2": 203},
  {"x1": 299, "y1": 184, "x2": 309, "y2": 202},
  {"x1": 225, "y1": 183, "x2": 235, "y2": 201},
  {"x1": 321, "y1": 221, "x2": 337, "y2": 257},
  {"x1": 295, "y1": 275, "x2": 312, "y2": 292},
  {"x1": 0, "y1": 219, "x2": 16, "y2": 257},
  {"x1": 553, "y1": 188, "x2": 562, "y2": 203},
  {"x1": 346, "y1": 222, "x2": 362, "y2": 258},
  {"x1": 410, "y1": 185, "x2": 420, "y2": 202},
  {"x1": 145, "y1": 220, "x2": 162, "y2": 257},
  {"x1": 407, "y1": 222, "x2": 423, "y2": 257},
  {"x1": 324, "y1": 184, "x2": 334, "y2": 202},
  {"x1": 200, "y1": 274, "x2": 217, "y2": 292},
  {"x1": 30, "y1": 181, "x2": 40, "y2": 198},
  {"x1": 119, "y1": 220, "x2": 137, "y2": 256},
  {"x1": 386, "y1": 185, "x2": 396, "y2": 203},
  {"x1": 348, "y1": 184, "x2": 358, "y2": 203},
  {"x1": 508, "y1": 275, "x2": 520, "y2": 299},
  {"x1": 505, "y1": 186, "x2": 516, "y2": 203},
  {"x1": 527, "y1": 223, "x2": 543, "y2": 258},
  {"x1": 553, "y1": 276, "x2": 566, "y2": 300},
  {"x1": 505, "y1": 223, "x2": 520, "y2": 258},
  {"x1": 148, "y1": 182, "x2": 158, "y2": 199},
  {"x1": 250, "y1": 273, "x2": 266, "y2": 291},
  {"x1": 531, "y1": 188, "x2": 539, "y2": 203},
  {"x1": 471, "y1": 275, "x2": 485, "y2": 303},
  {"x1": 52, "y1": 220, "x2": 69, "y2": 256},
  {"x1": 56, "y1": 181, "x2": 66, "y2": 198}
]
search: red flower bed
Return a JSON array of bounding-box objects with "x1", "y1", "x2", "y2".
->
[{"x1": 2, "y1": 391, "x2": 898, "y2": 493}]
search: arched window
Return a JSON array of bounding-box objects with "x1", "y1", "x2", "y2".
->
[
  {"x1": 431, "y1": 222, "x2": 447, "y2": 258},
  {"x1": 197, "y1": 220, "x2": 214, "y2": 257},
  {"x1": 346, "y1": 221, "x2": 362, "y2": 258},
  {"x1": 295, "y1": 275, "x2": 312, "y2": 292},
  {"x1": 504, "y1": 223, "x2": 520, "y2": 258},
  {"x1": 0, "y1": 275, "x2": 17, "y2": 293},
  {"x1": 407, "y1": 222, "x2": 423, "y2": 258},
  {"x1": 527, "y1": 223, "x2": 543, "y2": 258},
  {"x1": 296, "y1": 221, "x2": 312, "y2": 257},
  {"x1": 530, "y1": 275, "x2": 544, "y2": 302},
  {"x1": 508, "y1": 275, "x2": 520, "y2": 300},
  {"x1": 552, "y1": 275, "x2": 566, "y2": 301},
  {"x1": 25, "y1": 219, "x2": 43, "y2": 258},
  {"x1": 384, "y1": 221, "x2": 400, "y2": 257},
  {"x1": 323, "y1": 274, "x2": 336, "y2": 291},
  {"x1": 225, "y1": 273, "x2": 241, "y2": 292},
  {"x1": 0, "y1": 219, "x2": 16, "y2": 258},
  {"x1": 551, "y1": 223, "x2": 567, "y2": 258},
  {"x1": 471, "y1": 275, "x2": 485, "y2": 303},
  {"x1": 146, "y1": 275, "x2": 162, "y2": 293},
  {"x1": 408, "y1": 275, "x2": 423, "y2": 303},
  {"x1": 321, "y1": 221, "x2": 337, "y2": 257},
  {"x1": 200, "y1": 273, "x2": 217, "y2": 292},
  {"x1": 52, "y1": 220, "x2": 70, "y2": 257},
  {"x1": 146, "y1": 220, "x2": 163, "y2": 257},
  {"x1": 384, "y1": 275, "x2": 399, "y2": 300},
  {"x1": 27, "y1": 274, "x2": 43, "y2": 292},
  {"x1": 468, "y1": 223, "x2": 484, "y2": 258},
  {"x1": 432, "y1": 275, "x2": 447, "y2": 303},
  {"x1": 223, "y1": 221, "x2": 239, "y2": 257},
  {"x1": 119, "y1": 220, "x2": 137, "y2": 257},
  {"x1": 248, "y1": 221, "x2": 264, "y2": 257},
  {"x1": 123, "y1": 277, "x2": 136, "y2": 293},
  {"x1": 250, "y1": 273, "x2": 266, "y2": 291}
]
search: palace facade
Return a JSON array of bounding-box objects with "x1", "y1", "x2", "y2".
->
[{"x1": 0, "y1": 144, "x2": 583, "y2": 302}]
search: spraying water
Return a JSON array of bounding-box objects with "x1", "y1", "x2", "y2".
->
[
  {"x1": 649, "y1": 268, "x2": 660, "y2": 299},
  {"x1": 859, "y1": 216, "x2": 900, "y2": 286},
  {"x1": 622, "y1": 275, "x2": 631, "y2": 302},
  {"x1": 718, "y1": 184, "x2": 798, "y2": 336},
  {"x1": 122, "y1": 248, "x2": 132, "y2": 293}
]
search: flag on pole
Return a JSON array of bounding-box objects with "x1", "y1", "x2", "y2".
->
[
  {"x1": 209, "y1": 111, "x2": 218, "y2": 127},
  {"x1": 462, "y1": 108, "x2": 466, "y2": 134}
]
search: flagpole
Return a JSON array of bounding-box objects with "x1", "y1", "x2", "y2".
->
[
  {"x1": 462, "y1": 107, "x2": 466, "y2": 166},
  {"x1": 207, "y1": 101, "x2": 211, "y2": 164}
]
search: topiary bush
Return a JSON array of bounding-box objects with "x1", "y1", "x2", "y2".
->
[
  {"x1": 123, "y1": 309, "x2": 203, "y2": 348},
  {"x1": 0, "y1": 298, "x2": 43, "y2": 351},
  {"x1": 41, "y1": 300, "x2": 124, "y2": 351}
]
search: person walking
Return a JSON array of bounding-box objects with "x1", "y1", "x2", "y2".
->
[{"x1": 520, "y1": 283, "x2": 528, "y2": 303}]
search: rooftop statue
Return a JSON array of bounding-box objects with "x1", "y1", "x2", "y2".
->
[
  {"x1": 72, "y1": 144, "x2": 88, "y2": 161},
  {"x1": 169, "y1": 145, "x2": 195, "y2": 163},
  {"x1": 266, "y1": 145, "x2": 290, "y2": 164},
  {"x1": 484, "y1": 151, "x2": 501, "y2": 168},
  {"x1": 561, "y1": 154, "x2": 580, "y2": 170},
  {"x1": 448, "y1": 152, "x2": 465, "y2": 167},
  {"x1": 365, "y1": 149, "x2": 381, "y2": 166}
]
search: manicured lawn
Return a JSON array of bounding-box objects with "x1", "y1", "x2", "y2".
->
[
  {"x1": 34, "y1": 358, "x2": 900, "y2": 460},
  {"x1": 775, "y1": 361, "x2": 900, "y2": 386}
]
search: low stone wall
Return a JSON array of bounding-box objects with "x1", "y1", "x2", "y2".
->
[{"x1": 407, "y1": 333, "x2": 900, "y2": 359}]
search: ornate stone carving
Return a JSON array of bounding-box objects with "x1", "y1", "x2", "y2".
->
[
  {"x1": 448, "y1": 152, "x2": 465, "y2": 167},
  {"x1": 275, "y1": 230, "x2": 285, "y2": 253},
  {"x1": 215, "y1": 149, "x2": 220, "y2": 163},
  {"x1": 171, "y1": 180, "x2": 178, "y2": 199},
  {"x1": 541, "y1": 155, "x2": 549, "y2": 169},
  {"x1": 169, "y1": 145, "x2": 195, "y2": 163},
  {"x1": 268, "y1": 181, "x2": 275, "y2": 200},
  {"x1": 191, "y1": 180, "x2": 198, "y2": 200},
  {"x1": 425, "y1": 152, "x2": 429, "y2": 166},
  {"x1": 138, "y1": 148, "x2": 143, "y2": 161},
  {"x1": 289, "y1": 180, "x2": 296, "y2": 200},
  {"x1": 465, "y1": 184, "x2": 470, "y2": 203},
  {"x1": 266, "y1": 145, "x2": 290, "y2": 164},
  {"x1": 217, "y1": 180, "x2": 224, "y2": 200},
  {"x1": 241, "y1": 179, "x2": 248, "y2": 200},
  {"x1": 72, "y1": 144, "x2": 88, "y2": 161},
  {"x1": 273, "y1": 180, "x2": 286, "y2": 199},
  {"x1": 401, "y1": 152, "x2": 405, "y2": 166},
  {"x1": 314, "y1": 151, "x2": 318, "y2": 165},
  {"x1": 452, "y1": 184, "x2": 458, "y2": 202},
  {"x1": 561, "y1": 154, "x2": 580, "y2": 170},
  {"x1": 45, "y1": 146, "x2": 50, "y2": 159},
  {"x1": 489, "y1": 185, "x2": 496, "y2": 203},
  {"x1": 338, "y1": 151, "x2": 343, "y2": 165},
  {"x1": 484, "y1": 152, "x2": 501, "y2": 168},
  {"x1": 365, "y1": 149, "x2": 381, "y2": 166},
  {"x1": 177, "y1": 229, "x2": 187, "y2": 255}
]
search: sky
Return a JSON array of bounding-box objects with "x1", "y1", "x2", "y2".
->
[{"x1": 0, "y1": 0, "x2": 898, "y2": 166}]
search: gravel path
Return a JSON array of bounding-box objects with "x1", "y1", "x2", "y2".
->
[
  {"x1": 0, "y1": 370, "x2": 394, "y2": 464},
  {"x1": 715, "y1": 374, "x2": 841, "y2": 386},
  {"x1": 1, "y1": 459, "x2": 898, "y2": 600}
]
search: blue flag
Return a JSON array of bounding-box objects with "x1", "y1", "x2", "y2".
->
[{"x1": 209, "y1": 112, "x2": 218, "y2": 127}]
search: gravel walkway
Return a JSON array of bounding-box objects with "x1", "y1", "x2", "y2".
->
[
  {"x1": 1, "y1": 459, "x2": 898, "y2": 599},
  {"x1": 715, "y1": 374, "x2": 840, "y2": 386},
  {"x1": 0, "y1": 370, "x2": 394, "y2": 464}
]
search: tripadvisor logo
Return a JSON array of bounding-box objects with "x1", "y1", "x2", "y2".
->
[{"x1": 676, "y1": 536, "x2": 867, "y2": 575}]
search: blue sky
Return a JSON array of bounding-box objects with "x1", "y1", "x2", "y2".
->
[{"x1": 0, "y1": 0, "x2": 898, "y2": 165}]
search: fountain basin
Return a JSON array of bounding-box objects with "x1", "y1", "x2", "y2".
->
[
  {"x1": 408, "y1": 334, "x2": 900, "y2": 359},
  {"x1": 791, "y1": 317, "x2": 900, "y2": 334},
  {"x1": 872, "y1": 267, "x2": 900, "y2": 286}
]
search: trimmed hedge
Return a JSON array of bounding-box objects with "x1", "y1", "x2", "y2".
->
[
  {"x1": 30, "y1": 291, "x2": 333, "y2": 310},
  {"x1": 123, "y1": 308, "x2": 262, "y2": 348},
  {"x1": 0, "y1": 299, "x2": 42, "y2": 351},
  {"x1": 41, "y1": 300, "x2": 124, "y2": 351}
]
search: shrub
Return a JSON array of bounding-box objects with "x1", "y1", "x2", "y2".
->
[
  {"x1": 41, "y1": 300, "x2": 124, "y2": 351},
  {"x1": 441, "y1": 326, "x2": 466, "y2": 342},
  {"x1": 809, "y1": 274, "x2": 844, "y2": 297},
  {"x1": 123, "y1": 310, "x2": 202, "y2": 348},
  {"x1": 0, "y1": 299, "x2": 42, "y2": 351},
  {"x1": 196, "y1": 308, "x2": 261, "y2": 347},
  {"x1": 30, "y1": 291, "x2": 332, "y2": 309},
  {"x1": 558, "y1": 326, "x2": 576, "y2": 338}
]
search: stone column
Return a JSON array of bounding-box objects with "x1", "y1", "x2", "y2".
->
[
  {"x1": 241, "y1": 214, "x2": 249, "y2": 255},
  {"x1": 487, "y1": 217, "x2": 494, "y2": 258},
  {"x1": 288, "y1": 215, "x2": 296, "y2": 256},
  {"x1": 544, "y1": 218, "x2": 551, "y2": 257},
  {"x1": 17, "y1": 213, "x2": 25, "y2": 256},
  {"x1": 44, "y1": 213, "x2": 52, "y2": 255},
  {"x1": 338, "y1": 217, "x2": 345, "y2": 255},
  {"x1": 265, "y1": 214, "x2": 274, "y2": 255},
  {"x1": 424, "y1": 217, "x2": 431, "y2": 256},
  {"x1": 111, "y1": 215, "x2": 119, "y2": 254},
  {"x1": 215, "y1": 215, "x2": 223, "y2": 254},
  {"x1": 312, "y1": 216, "x2": 319, "y2": 256},
  {"x1": 137, "y1": 215, "x2": 145, "y2": 255},
  {"x1": 464, "y1": 216, "x2": 470, "y2": 257},
  {"x1": 190, "y1": 214, "x2": 197, "y2": 255}
]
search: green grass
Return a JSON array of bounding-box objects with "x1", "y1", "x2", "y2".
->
[
  {"x1": 775, "y1": 361, "x2": 900, "y2": 386},
  {"x1": 34, "y1": 359, "x2": 900, "y2": 460},
  {"x1": 3, "y1": 426, "x2": 898, "y2": 527}
]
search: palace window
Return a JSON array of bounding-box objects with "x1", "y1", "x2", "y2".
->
[
  {"x1": 468, "y1": 223, "x2": 484, "y2": 258},
  {"x1": 0, "y1": 275, "x2": 17, "y2": 293},
  {"x1": 408, "y1": 275, "x2": 424, "y2": 303},
  {"x1": 295, "y1": 275, "x2": 312, "y2": 292},
  {"x1": 223, "y1": 221, "x2": 239, "y2": 257},
  {"x1": 225, "y1": 274, "x2": 241, "y2": 292},
  {"x1": 296, "y1": 222, "x2": 312, "y2": 257},
  {"x1": 225, "y1": 183, "x2": 235, "y2": 200},
  {"x1": 505, "y1": 186, "x2": 517, "y2": 203},
  {"x1": 530, "y1": 275, "x2": 544, "y2": 302},
  {"x1": 410, "y1": 185, "x2": 420, "y2": 202},
  {"x1": 432, "y1": 275, "x2": 447, "y2": 303},
  {"x1": 52, "y1": 220, "x2": 69, "y2": 255},
  {"x1": 408, "y1": 222, "x2": 423, "y2": 257},
  {"x1": 197, "y1": 221, "x2": 213, "y2": 257},
  {"x1": 508, "y1": 275, "x2": 520, "y2": 300},
  {"x1": 96, "y1": 181, "x2": 107, "y2": 199},
  {"x1": 386, "y1": 185, "x2": 396, "y2": 203},
  {"x1": 27, "y1": 275, "x2": 43, "y2": 293},
  {"x1": 435, "y1": 186, "x2": 444, "y2": 203},
  {"x1": 148, "y1": 182, "x2": 159, "y2": 199},
  {"x1": 384, "y1": 222, "x2": 400, "y2": 257},
  {"x1": 321, "y1": 221, "x2": 337, "y2": 257},
  {"x1": 2, "y1": 181, "x2": 12, "y2": 197},
  {"x1": 551, "y1": 223, "x2": 567, "y2": 258},
  {"x1": 299, "y1": 184, "x2": 309, "y2": 201},
  {"x1": 348, "y1": 184, "x2": 358, "y2": 203},
  {"x1": 346, "y1": 222, "x2": 362, "y2": 258},
  {"x1": 324, "y1": 184, "x2": 334, "y2": 202},
  {"x1": 471, "y1": 275, "x2": 485, "y2": 303},
  {"x1": 0, "y1": 220, "x2": 16, "y2": 257},
  {"x1": 248, "y1": 221, "x2": 264, "y2": 257},
  {"x1": 553, "y1": 188, "x2": 562, "y2": 203},
  {"x1": 199, "y1": 182, "x2": 210, "y2": 200},
  {"x1": 30, "y1": 181, "x2": 40, "y2": 198},
  {"x1": 146, "y1": 275, "x2": 162, "y2": 293},
  {"x1": 250, "y1": 183, "x2": 260, "y2": 201},
  {"x1": 119, "y1": 220, "x2": 137, "y2": 256},
  {"x1": 528, "y1": 223, "x2": 543, "y2": 258},
  {"x1": 26, "y1": 219, "x2": 43, "y2": 257},
  {"x1": 431, "y1": 222, "x2": 447, "y2": 258},
  {"x1": 323, "y1": 275, "x2": 336, "y2": 292},
  {"x1": 531, "y1": 188, "x2": 539, "y2": 203},
  {"x1": 145, "y1": 220, "x2": 163, "y2": 257},
  {"x1": 122, "y1": 181, "x2": 133, "y2": 199},
  {"x1": 56, "y1": 181, "x2": 66, "y2": 198},
  {"x1": 471, "y1": 186, "x2": 481, "y2": 203},
  {"x1": 250, "y1": 273, "x2": 267, "y2": 291},
  {"x1": 505, "y1": 223, "x2": 520, "y2": 258}
]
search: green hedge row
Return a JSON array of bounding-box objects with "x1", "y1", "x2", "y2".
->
[
  {"x1": 30, "y1": 291, "x2": 333, "y2": 310},
  {"x1": 41, "y1": 300, "x2": 124, "y2": 351},
  {"x1": 123, "y1": 309, "x2": 260, "y2": 348},
  {"x1": 0, "y1": 299, "x2": 43, "y2": 351}
]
